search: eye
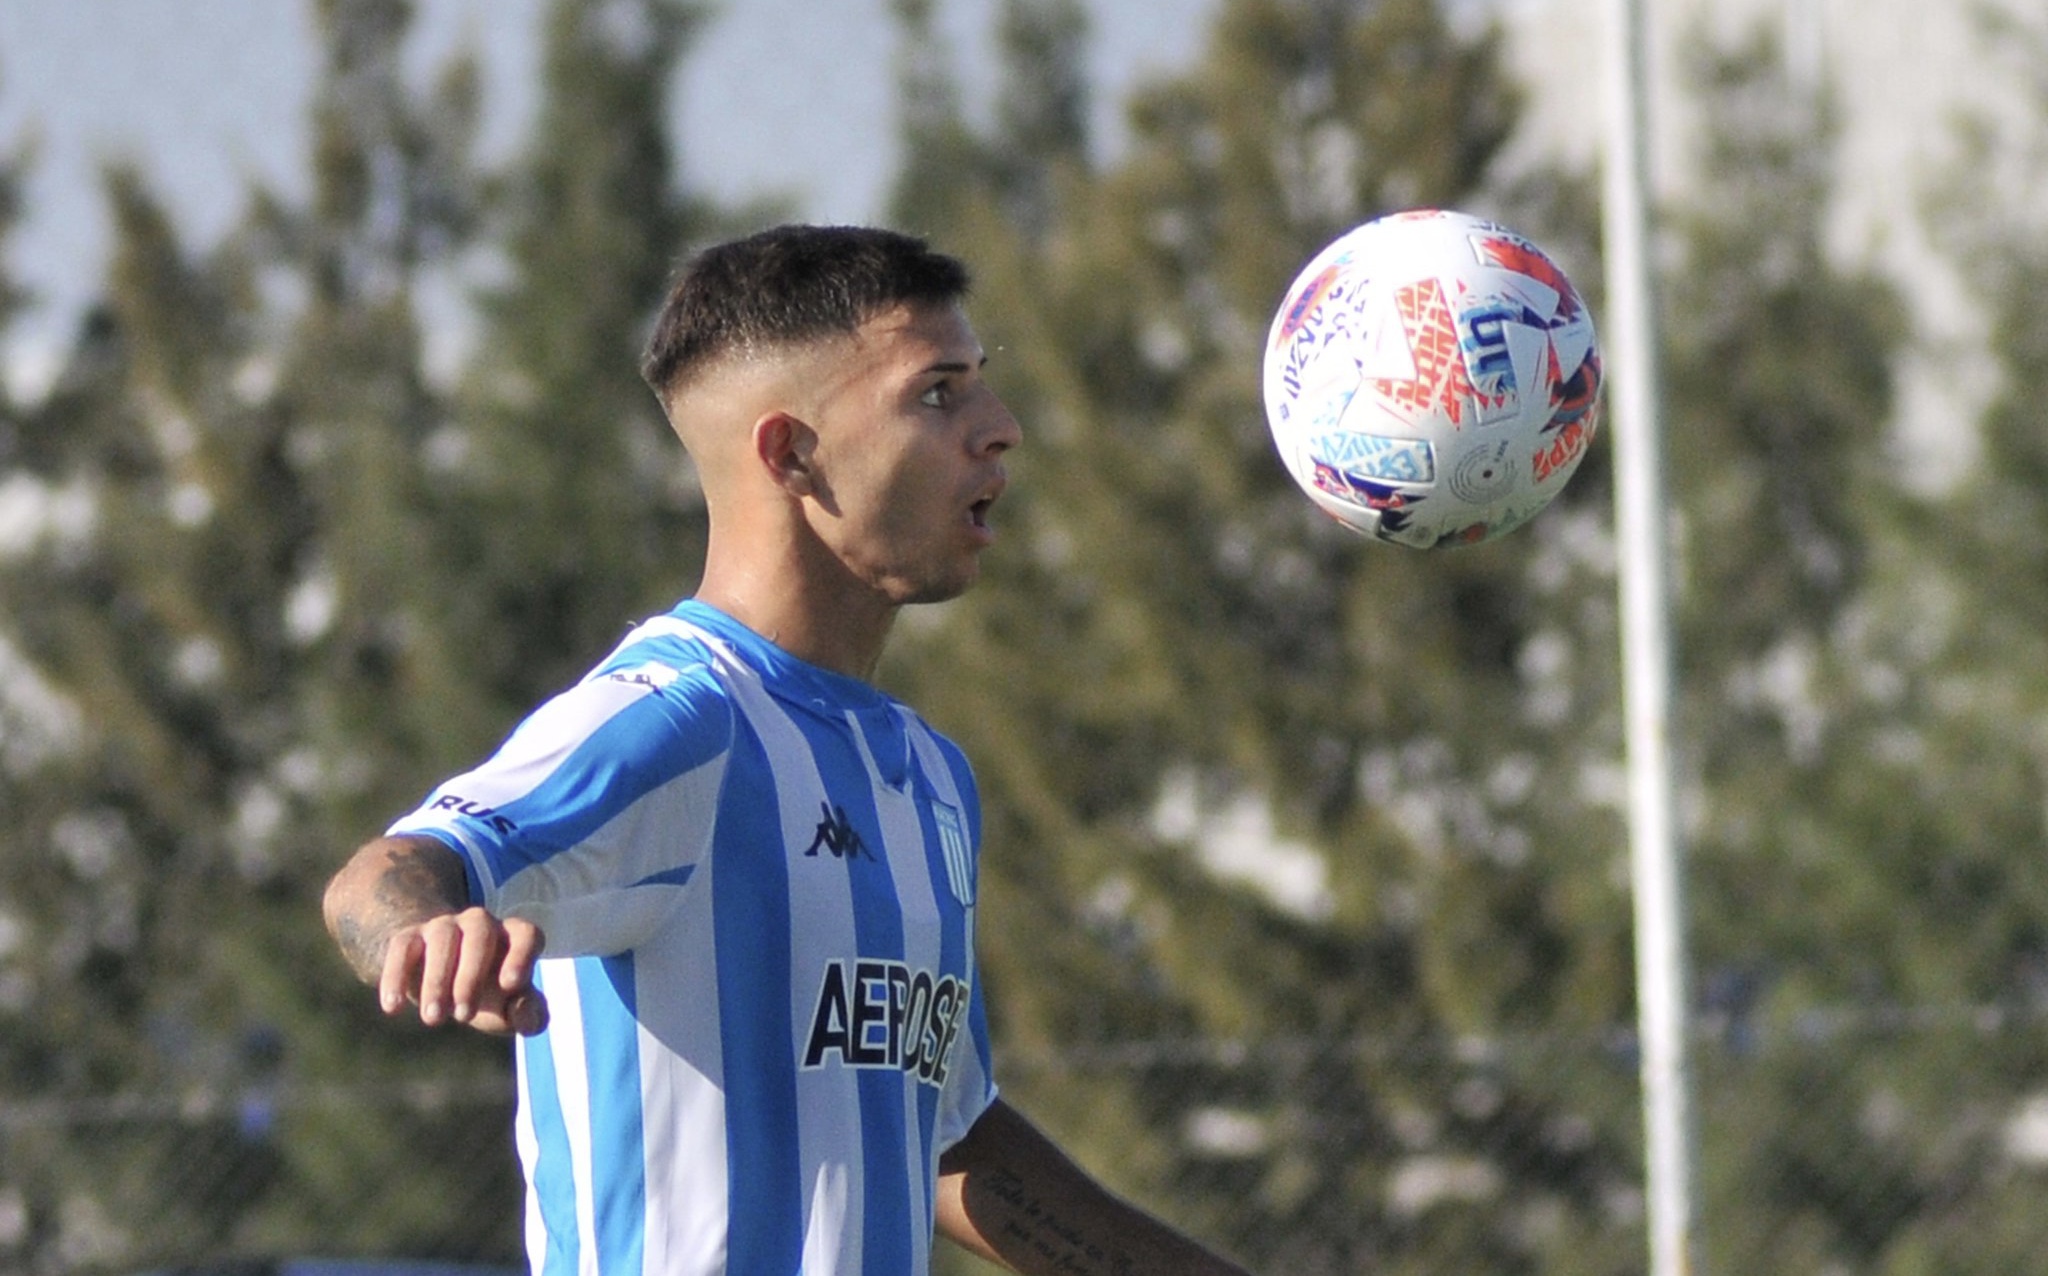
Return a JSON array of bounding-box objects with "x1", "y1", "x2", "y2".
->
[{"x1": 919, "y1": 382, "x2": 952, "y2": 409}]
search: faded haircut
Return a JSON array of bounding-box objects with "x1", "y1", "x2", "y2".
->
[{"x1": 640, "y1": 224, "x2": 972, "y2": 401}]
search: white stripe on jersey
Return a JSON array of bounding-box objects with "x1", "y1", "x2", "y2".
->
[
  {"x1": 417, "y1": 669, "x2": 681, "y2": 898},
  {"x1": 540, "y1": 966, "x2": 603, "y2": 1276},
  {"x1": 716, "y1": 666, "x2": 870, "y2": 1276},
  {"x1": 902, "y1": 716, "x2": 992, "y2": 1153},
  {"x1": 802, "y1": 1161, "x2": 851, "y2": 1276},
  {"x1": 851, "y1": 711, "x2": 943, "y2": 1271},
  {"x1": 390, "y1": 664, "x2": 728, "y2": 957},
  {"x1": 632, "y1": 879, "x2": 728, "y2": 1276},
  {"x1": 515, "y1": 1048, "x2": 547, "y2": 1272}
]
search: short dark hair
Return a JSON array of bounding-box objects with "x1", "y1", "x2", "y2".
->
[{"x1": 640, "y1": 224, "x2": 972, "y2": 399}]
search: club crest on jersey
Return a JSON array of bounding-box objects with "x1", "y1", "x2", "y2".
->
[
  {"x1": 802, "y1": 958, "x2": 970, "y2": 1089},
  {"x1": 931, "y1": 799, "x2": 974, "y2": 906}
]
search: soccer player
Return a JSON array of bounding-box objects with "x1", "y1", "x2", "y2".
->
[{"x1": 322, "y1": 224, "x2": 1252, "y2": 1276}]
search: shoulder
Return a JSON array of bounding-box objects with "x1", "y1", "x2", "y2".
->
[
  {"x1": 583, "y1": 632, "x2": 738, "y2": 749},
  {"x1": 894, "y1": 705, "x2": 980, "y2": 804}
]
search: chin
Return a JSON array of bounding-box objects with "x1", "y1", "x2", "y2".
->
[
  {"x1": 894, "y1": 569, "x2": 978, "y2": 607},
  {"x1": 900, "y1": 581, "x2": 974, "y2": 607}
]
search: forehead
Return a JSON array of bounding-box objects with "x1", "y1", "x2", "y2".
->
[{"x1": 848, "y1": 301, "x2": 983, "y2": 368}]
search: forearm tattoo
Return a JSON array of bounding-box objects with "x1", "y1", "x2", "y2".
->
[
  {"x1": 331, "y1": 840, "x2": 469, "y2": 984},
  {"x1": 979, "y1": 1168, "x2": 1137, "y2": 1276}
]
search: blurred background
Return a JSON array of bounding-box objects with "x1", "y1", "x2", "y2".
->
[{"x1": 0, "y1": 0, "x2": 2044, "y2": 1272}]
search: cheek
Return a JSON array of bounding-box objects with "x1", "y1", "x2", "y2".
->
[
  {"x1": 863, "y1": 447, "x2": 947, "y2": 522},
  {"x1": 826, "y1": 451, "x2": 927, "y2": 549}
]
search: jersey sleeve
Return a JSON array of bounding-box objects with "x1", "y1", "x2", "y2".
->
[
  {"x1": 387, "y1": 655, "x2": 732, "y2": 957},
  {"x1": 934, "y1": 971, "x2": 999, "y2": 1151}
]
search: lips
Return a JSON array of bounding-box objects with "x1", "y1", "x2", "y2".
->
[{"x1": 967, "y1": 473, "x2": 1006, "y2": 537}]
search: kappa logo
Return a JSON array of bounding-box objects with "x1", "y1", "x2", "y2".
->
[{"x1": 805, "y1": 801, "x2": 875, "y2": 862}]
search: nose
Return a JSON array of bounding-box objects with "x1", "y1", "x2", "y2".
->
[{"x1": 978, "y1": 391, "x2": 1022, "y2": 456}]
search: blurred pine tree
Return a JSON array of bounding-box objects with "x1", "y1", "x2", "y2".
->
[
  {"x1": 887, "y1": 2, "x2": 1644, "y2": 1272},
  {"x1": 0, "y1": 0, "x2": 718, "y2": 1266}
]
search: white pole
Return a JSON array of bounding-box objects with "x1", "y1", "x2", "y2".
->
[{"x1": 1596, "y1": 0, "x2": 1698, "y2": 1272}]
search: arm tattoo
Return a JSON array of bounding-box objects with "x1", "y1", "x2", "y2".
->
[
  {"x1": 980, "y1": 1168, "x2": 1137, "y2": 1276},
  {"x1": 330, "y1": 839, "x2": 470, "y2": 984}
]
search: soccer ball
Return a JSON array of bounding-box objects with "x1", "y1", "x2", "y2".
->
[{"x1": 1261, "y1": 209, "x2": 1602, "y2": 548}]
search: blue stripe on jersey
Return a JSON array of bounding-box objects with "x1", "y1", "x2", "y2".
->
[
  {"x1": 932, "y1": 734, "x2": 982, "y2": 850},
  {"x1": 911, "y1": 781, "x2": 965, "y2": 1166},
  {"x1": 931, "y1": 739, "x2": 998, "y2": 1097},
  {"x1": 629, "y1": 864, "x2": 695, "y2": 890},
  {"x1": 793, "y1": 708, "x2": 913, "y2": 1276},
  {"x1": 588, "y1": 632, "x2": 712, "y2": 683},
  {"x1": 714, "y1": 720, "x2": 805, "y2": 1274},
  {"x1": 479, "y1": 690, "x2": 704, "y2": 881},
  {"x1": 583, "y1": 955, "x2": 648, "y2": 1276},
  {"x1": 522, "y1": 1016, "x2": 580, "y2": 1276}
]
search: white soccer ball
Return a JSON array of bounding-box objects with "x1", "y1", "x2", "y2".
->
[{"x1": 1261, "y1": 209, "x2": 1602, "y2": 548}]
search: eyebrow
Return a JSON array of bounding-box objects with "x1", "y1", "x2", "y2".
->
[{"x1": 921, "y1": 353, "x2": 989, "y2": 376}]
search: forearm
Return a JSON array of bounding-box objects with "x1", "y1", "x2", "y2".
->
[
  {"x1": 322, "y1": 834, "x2": 470, "y2": 984},
  {"x1": 936, "y1": 1100, "x2": 1252, "y2": 1276}
]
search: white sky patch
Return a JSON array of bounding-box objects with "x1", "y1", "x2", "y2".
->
[
  {"x1": 1183, "y1": 1107, "x2": 1271, "y2": 1159},
  {"x1": 1151, "y1": 767, "x2": 1332, "y2": 921},
  {"x1": 1387, "y1": 1154, "x2": 1502, "y2": 1217},
  {"x1": 233, "y1": 783, "x2": 288, "y2": 882},
  {"x1": 0, "y1": 631, "x2": 85, "y2": 773},
  {"x1": 284, "y1": 567, "x2": 339, "y2": 645},
  {"x1": 0, "y1": 473, "x2": 98, "y2": 560},
  {"x1": 231, "y1": 353, "x2": 280, "y2": 406},
  {"x1": 2005, "y1": 1094, "x2": 2048, "y2": 1167},
  {"x1": 171, "y1": 635, "x2": 226, "y2": 689},
  {"x1": 4, "y1": 339, "x2": 62, "y2": 408},
  {"x1": 166, "y1": 481, "x2": 215, "y2": 529},
  {"x1": 50, "y1": 809, "x2": 133, "y2": 880}
]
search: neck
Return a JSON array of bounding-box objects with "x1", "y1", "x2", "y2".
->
[{"x1": 694, "y1": 537, "x2": 897, "y2": 682}]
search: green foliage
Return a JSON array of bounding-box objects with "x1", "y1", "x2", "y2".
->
[
  {"x1": 893, "y1": 2, "x2": 1640, "y2": 1271},
  {"x1": 1661, "y1": 16, "x2": 2048, "y2": 1273},
  {"x1": 1, "y1": 0, "x2": 2040, "y2": 1272},
  {"x1": 0, "y1": 0, "x2": 709, "y2": 1267}
]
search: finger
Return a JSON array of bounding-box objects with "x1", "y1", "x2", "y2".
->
[
  {"x1": 414, "y1": 919, "x2": 462, "y2": 1026},
  {"x1": 508, "y1": 987, "x2": 550, "y2": 1036},
  {"x1": 499, "y1": 919, "x2": 547, "y2": 994},
  {"x1": 456, "y1": 987, "x2": 549, "y2": 1038},
  {"x1": 379, "y1": 930, "x2": 423, "y2": 1017},
  {"x1": 448, "y1": 911, "x2": 502, "y2": 1024}
]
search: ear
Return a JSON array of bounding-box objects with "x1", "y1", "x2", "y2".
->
[{"x1": 752, "y1": 411, "x2": 819, "y2": 498}]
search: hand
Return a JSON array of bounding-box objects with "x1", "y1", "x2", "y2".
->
[
  {"x1": 379, "y1": 906, "x2": 550, "y2": 1037},
  {"x1": 324, "y1": 835, "x2": 551, "y2": 1038}
]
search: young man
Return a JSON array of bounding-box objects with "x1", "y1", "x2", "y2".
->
[{"x1": 323, "y1": 225, "x2": 1252, "y2": 1276}]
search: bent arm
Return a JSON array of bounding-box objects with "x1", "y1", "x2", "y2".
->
[
  {"x1": 324, "y1": 835, "x2": 471, "y2": 983},
  {"x1": 935, "y1": 1098, "x2": 1252, "y2": 1276},
  {"x1": 323, "y1": 833, "x2": 548, "y2": 1036}
]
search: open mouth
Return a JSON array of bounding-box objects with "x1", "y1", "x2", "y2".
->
[{"x1": 968, "y1": 471, "x2": 1006, "y2": 536}]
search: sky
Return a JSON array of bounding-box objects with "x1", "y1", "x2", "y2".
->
[
  {"x1": 0, "y1": 0, "x2": 1217, "y2": 394},
  {"x1": 0, "y1": 0, "x2": 2017, "y2": 477}
]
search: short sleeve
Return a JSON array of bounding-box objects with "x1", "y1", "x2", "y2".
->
[
  {"x1": 934, "y1": 972, "x2": 999, "y2": 1151},
  {"x1": 387, "y1": 657, "x2": 733, "y2": 956}
]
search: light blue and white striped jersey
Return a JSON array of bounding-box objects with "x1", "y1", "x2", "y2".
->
[{"x1": 388, "y1": 600, "x2": 998, "y2": 1276}]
